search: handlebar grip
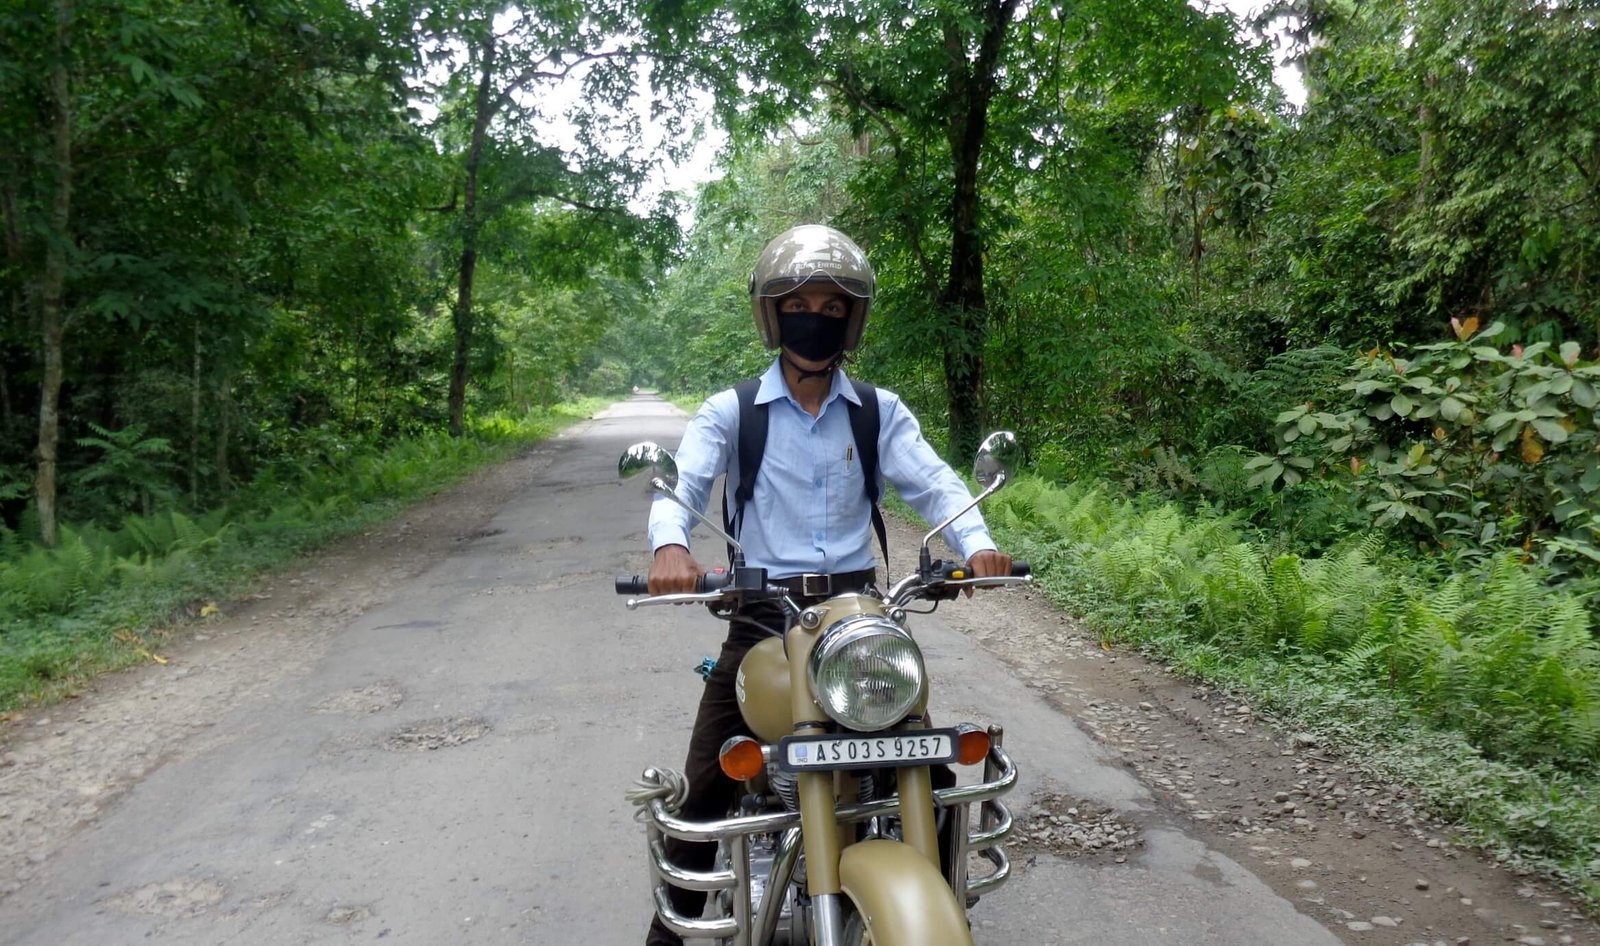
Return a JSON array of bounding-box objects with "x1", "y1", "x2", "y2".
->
[
  {"x1": 615, "y1": 575, "x2": 650, "y2": 595},
  {"x1": 698, "y1": 568, "x2": 733, "y2": 592},
  {"x1": 935, "y1": 560, "x2": 1032, "y2": 580},
  {"x1": 613, "y1": 569, "x2": 735, "y2": 596}
]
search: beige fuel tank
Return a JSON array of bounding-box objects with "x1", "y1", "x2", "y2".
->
[{"x1": 736, "y1": 637, "x2": 793, "y2": 743}]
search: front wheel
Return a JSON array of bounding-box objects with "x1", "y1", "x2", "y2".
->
[{"x1": 841, "y1": 908, "x2": 872, "y2": 945}]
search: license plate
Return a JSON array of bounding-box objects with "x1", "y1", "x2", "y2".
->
[{"x1": 777, "y1": 729, "x2": 958, "y2": 772}]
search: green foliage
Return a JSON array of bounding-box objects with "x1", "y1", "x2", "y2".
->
[
  {"x1": 1249, "y1": 322, "x2": 1600, "y2": 583},
  {"x1": 986, "y1": 473, "x2": 1600, "y2": 771},
  {"x1": 67, "y1": 423, "x2": 180, "y2": 520}
]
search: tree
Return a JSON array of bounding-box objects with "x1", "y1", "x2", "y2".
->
[
  {"x1": 411, "y1": 1, "x2": 688, "y2": 436},
  {"x1": 665, "y1": 0, "x2": 1259, "y2": 459},
  {"x1": 1259, "y1": 0, "x2": 1600, "y2": 348},
  {"x1": 0, "y1": 0, "x2": 426, "y2": 541}
]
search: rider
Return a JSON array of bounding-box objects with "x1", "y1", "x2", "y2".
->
[{"x1": 643, "y1": 224, "x2": 1012, "y2": 946}]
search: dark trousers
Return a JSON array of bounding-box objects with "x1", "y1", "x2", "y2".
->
[{"x1": 643, "y1": 604, "x2": 958, "y2": 946}]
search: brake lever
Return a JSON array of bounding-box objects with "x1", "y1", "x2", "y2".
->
[
  {"x1": 626, "y1": 591, "x2": 730, "y2": 610},
  {"x1": 940, "y1": 575, "x2": 1034, "y2": 590},
  {"x1": 627, "y1": 583, "x2": 802, "y2": 613}
]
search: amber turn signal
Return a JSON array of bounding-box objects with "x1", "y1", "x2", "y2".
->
[
  {"x1": 719, "y1": 736, "x2": 765, "y2": 781},
  {"x1": 956, "y1": 726, "x2": 991, "y2": 765}
]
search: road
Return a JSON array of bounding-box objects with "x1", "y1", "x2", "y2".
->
[{"x1": 2, "y1": 395, "x2": 1353, "y2": 944}]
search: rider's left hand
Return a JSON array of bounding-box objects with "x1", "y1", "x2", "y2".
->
[{"x1": 964, "y1": 549, "x2": 1013, "y2": 597}]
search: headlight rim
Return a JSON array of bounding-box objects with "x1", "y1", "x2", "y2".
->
[{"x1": 807, "y1": 614, "x2": 927, "y2": 732}]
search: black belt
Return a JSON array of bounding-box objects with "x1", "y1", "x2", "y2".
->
[{"x1": 771, "y1": 569, "x2": 877, "y2": 599}]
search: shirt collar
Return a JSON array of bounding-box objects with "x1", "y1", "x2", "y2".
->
[{"x1": 756, "y1": 357, "x2": 860, "y2": 408}]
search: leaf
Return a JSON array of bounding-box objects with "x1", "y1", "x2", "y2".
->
[
  {"x1": 1571, "y1": 381, "x2": 1597, "y2": 409},
  {"x1": 1520, "y1": 426, "x2": 1545, "y2": 464},
  {"x1": 1247, "y1": 462, "x2": 1285, "y2": 489},
  {"x1": 199, "y1": 603, "x2": 221, "y2": 617},
  {"x1": 1560, "y1": 341, "x2": 1581, "y2": 367},
  {"x1": 1530, "y1": 419, "x2": 1569, "y2": 444},
  {"x1": 1440, "y1": 397, "x2": 1465, "y2": 422}
]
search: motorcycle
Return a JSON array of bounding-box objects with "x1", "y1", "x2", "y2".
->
[{"x1": 615, "y1": 431, "x2": 1030, "y2": 946}]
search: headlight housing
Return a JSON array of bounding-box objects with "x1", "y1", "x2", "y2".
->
[{"x1": 807, "y1": 615, "x2": 926, "y2": 731}]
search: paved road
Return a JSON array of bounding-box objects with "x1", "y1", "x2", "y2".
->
[{"x1": 0, "y1": 396, "x2": 1342, "y2": 945}]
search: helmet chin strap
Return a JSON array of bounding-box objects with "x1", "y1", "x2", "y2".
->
[{"x1": 781, "y1": 350, "x2": 846, "y2": 380}]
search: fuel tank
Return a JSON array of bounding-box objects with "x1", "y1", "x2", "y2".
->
[
  {"x1": 735, "y1": 637, "x2": 792, "y2": 744},
  {"x1": 735, "y1": 593, "x2": 889, "y2": 743}
]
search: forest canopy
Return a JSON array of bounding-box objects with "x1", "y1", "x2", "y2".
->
[{"x1": 3, "y1": 0, "x2": 1596, "y2": 582}]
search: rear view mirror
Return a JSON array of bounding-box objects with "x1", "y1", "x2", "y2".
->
[{"x1": 972, "y1": 431, "x2": 1019, "y2": 491}]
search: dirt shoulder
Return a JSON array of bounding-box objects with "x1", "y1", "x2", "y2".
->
[{"x1": 0, "y1": 434, "x2": 569, "y2": 901}]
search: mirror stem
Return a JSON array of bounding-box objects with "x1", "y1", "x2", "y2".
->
[{"x1": 919, "y1": 473, "x2": 1006, "y2": 564}]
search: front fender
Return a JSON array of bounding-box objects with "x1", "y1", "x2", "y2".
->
[{"x1": 838, "y1": 839, "x2": 974, "y2": 946}]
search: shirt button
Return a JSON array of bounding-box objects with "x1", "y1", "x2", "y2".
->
[{"x1": 813, "y1": 478, "x2": 823, "y2": 487}]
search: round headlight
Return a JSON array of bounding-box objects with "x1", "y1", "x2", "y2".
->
[{"x1": 807, "y1": 615, "x2": 926, "y2": 732}]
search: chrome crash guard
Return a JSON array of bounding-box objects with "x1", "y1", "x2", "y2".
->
[{"x1": 639, "y1": 729, "x2": 1017, "y2": 944}]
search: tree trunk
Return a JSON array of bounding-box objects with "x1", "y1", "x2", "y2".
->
[
  {"x1": 215, "y1": 376, "x2": 231, "y2": 496},
  {"x1": 1, "y1": 181, "x2": 22, "y2": 432},
  {"x1": 190, "y1": 320, "x2": 201, "y2": 504},
  {"x1": 1415, "y1": 74, "x2": 1437, "y2": 211},
  {"x1": 448, "y1": 34, "x2": 497, "y2": 438},
  {"x1": 937, "y1": 0, "x2": 1017, "y2": 462},
  {"x1": 35, "y1": 0, "x2": 74, "y2": 547}
]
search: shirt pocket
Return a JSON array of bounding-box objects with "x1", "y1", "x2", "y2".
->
[{"x1": 825, "y1": 433, "x2": 870, "y2": 524}]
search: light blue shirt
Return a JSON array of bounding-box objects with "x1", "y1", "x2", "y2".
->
[{"x1": 648, "y1": 359, "x2": 996, "y2": 578}]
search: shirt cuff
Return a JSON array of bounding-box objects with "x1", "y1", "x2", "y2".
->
[
  {"x1": 952, "y1": 527, "x2": 997, "y2": 560},
  {"x1": 650, "y1": 522, "x2": 691, "y2": 553}
]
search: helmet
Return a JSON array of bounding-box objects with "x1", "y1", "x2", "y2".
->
[{"x1": 749, "y1": 225, "x2": 876, "y2": 351}]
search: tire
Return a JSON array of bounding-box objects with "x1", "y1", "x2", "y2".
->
[{"x1": 841, "y1": 906, "x2": 871, "y2": 945}]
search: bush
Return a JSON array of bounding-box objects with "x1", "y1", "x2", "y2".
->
[{"x1": 1247, "y1": 321, "x2": 1600, "y2": 584}]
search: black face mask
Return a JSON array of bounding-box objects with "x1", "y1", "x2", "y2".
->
[{"x1": 778, "y1": 311, "x2": 849, "y2": 363}]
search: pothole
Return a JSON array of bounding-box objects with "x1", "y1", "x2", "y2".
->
[
  {"x1": 453, "y1": 527, "x2": 504, "y2": 543},
  {"x1": 310, "y1": 681, "x2": 404, "y2": 716},
  {"x1": 104, "y1": 877, "x2": 227, "y2": 918},
  {"x1": 324, "y1": 904, "x2": 374, "y2": 924},
  {"x1": 383, "y1": 717, "x2": 490, "y2": 751},
  {"x1": 1012, "y1": 791, "x2": 1144, "y2": 861}
]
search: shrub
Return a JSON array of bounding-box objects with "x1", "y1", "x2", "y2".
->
[{"x1": 1248, "y1": 321, "x2": 1600, "y2": 584}]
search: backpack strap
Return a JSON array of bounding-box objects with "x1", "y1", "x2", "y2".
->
[
  {"x1": 722, "y1": 378, "x2": 767, "y2": 563},
  {"x1": 721, "y1": 376, "x2": 889, "y2": 567},
  {"x1": 846, "y1": 379, "x2": 889, "y2": 565}
]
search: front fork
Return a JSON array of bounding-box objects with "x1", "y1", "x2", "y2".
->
[{"x1": 796, "y1": 719, "x2": 945, "y2": 945}]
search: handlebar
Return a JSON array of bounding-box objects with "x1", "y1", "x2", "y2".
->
[
  {"x1": 613, "y1": 569, "x2": 735, "y2": 596},
  {"x1": 613, "y1": 560, "x2": 1032, "y2": 611}
]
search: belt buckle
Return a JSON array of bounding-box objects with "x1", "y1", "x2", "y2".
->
[{"x1": 800, "y1": 573, "x2": 831, "y2": 597}]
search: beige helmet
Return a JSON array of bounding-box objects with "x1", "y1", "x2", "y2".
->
[{"x1": 749, "y1": 225, "x2": 876, "y2": 351}]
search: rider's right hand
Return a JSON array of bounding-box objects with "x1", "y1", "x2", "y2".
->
[{"x1": 648, "y1": 544, "x2": 703, "y2": 595}]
